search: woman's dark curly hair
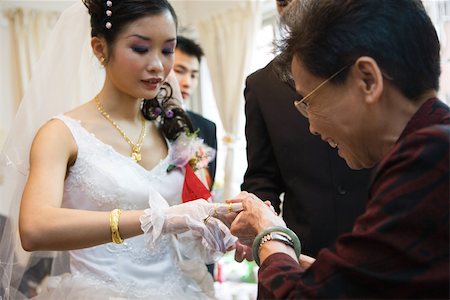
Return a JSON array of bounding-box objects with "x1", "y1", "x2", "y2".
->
[
  {"x1": 141, "y1": 83, "x2": 193, "y2": 141},
  {"x1": 83, "y1": 0, "x2": 193, "y2": 140}
]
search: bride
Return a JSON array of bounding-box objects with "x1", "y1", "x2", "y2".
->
[{"x1": 0, "y1": 0, "x2": 240, "y2": 299}]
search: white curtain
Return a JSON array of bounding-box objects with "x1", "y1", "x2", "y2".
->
[
  {"x1": 0, "y1": 8, "x2": 59, "y2": 214},
  {"x1": 197, "y1": 1, "x2": 261, "y2": 198},
  {"x1": 5, "y1": 8, "x2": 59, "y2": 109}
]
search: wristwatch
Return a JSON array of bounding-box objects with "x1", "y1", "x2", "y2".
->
[
  {"x1": 259, "y1": 231, "x2": 295, "y2": 249},
  {"x1": 253, "y1": 226, "x2": 302, "y2": 266}
]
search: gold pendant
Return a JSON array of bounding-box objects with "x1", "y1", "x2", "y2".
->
[{"x1": 131, "y1": 151, "x2": 141, "y2": 163}]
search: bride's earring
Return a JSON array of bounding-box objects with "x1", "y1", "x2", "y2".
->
[{"x1": 100, "y1": 57, "x2": 106, "y2": 66}]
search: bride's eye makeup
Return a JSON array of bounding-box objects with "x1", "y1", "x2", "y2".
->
[
  {"x1": 162, "y1": 41, "x2": 175, "y2": 55},
  {"x1": 162, "y1": 47, "x2": 174, "y2": 55},
  {"x1": 127, "y1": 34, "x2": 150, "y2": 54},
  {"x1": 131, "y1": 45, "x2": 149, "y2": 54}
]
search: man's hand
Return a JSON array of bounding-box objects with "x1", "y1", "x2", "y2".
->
[{"x1": 228, "y1": 240, "x2": 254, "y2": 262}]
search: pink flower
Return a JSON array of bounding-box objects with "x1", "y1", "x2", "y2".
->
[{"x1": 167, "y1": 132, "x2": 215, "y2": 172}]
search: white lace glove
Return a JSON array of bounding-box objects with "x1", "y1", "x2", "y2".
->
[
  {"x1": 166, "y1": 199, "x2": 237, "y2": 263},
  {"x1": 161, "y1": 199, "x2": 213, "y2": 234},
  {"x1": 140, "y1": 188, "x2": 241, "y2": 263}
]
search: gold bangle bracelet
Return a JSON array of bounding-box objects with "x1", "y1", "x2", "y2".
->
[{"x1": 110, "y1": 208, "x2": 124, "y2": 244}]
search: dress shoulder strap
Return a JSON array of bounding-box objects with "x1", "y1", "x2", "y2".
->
[{"x1": 51, "y1": 114, "x2": 89, "y2": 148}]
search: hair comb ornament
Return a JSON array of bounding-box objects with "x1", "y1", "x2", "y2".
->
[
  {"x1": 165, "y1": 110, "x2": 174, "y2": 118},
  {"x1": 105, "y1": 0, "x2": 112, "y2": 29}
]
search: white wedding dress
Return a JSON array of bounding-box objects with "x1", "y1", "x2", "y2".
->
[{"x1": 34, "y1": 115, "x2": 215, "y2": 300}]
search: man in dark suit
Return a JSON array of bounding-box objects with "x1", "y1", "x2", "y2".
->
[
  {"x1": 174, "y1": 36, "x2": 217, "y2": 189},
  {"x1": 241, "y1": 0, "x2": 372, "y2": 257}
]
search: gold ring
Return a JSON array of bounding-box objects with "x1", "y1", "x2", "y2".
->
[
  {"x1": 227, "y1": 202, "x2": 233, "y2": 213},
  {"x1": 203, "y1": 215, "x2": 211, "y2": 224}
]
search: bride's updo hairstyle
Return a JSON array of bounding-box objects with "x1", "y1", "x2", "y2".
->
[{"x1": 82, "y1": 0, "x2": 194, "y2": 141}]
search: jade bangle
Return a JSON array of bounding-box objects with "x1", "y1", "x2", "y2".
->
[{"x1": 252, "y1": 226, "x2": 301, "y2": 266}]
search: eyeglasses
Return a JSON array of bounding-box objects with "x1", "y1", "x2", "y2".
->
[
  {"x1": 294, "y1": 64, "x2": 350, "y2": 118},
  {"x1": 276, "y1": 0, "x2": 290, "y2": 6}
]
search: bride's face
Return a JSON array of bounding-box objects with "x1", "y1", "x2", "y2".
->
[{"x1": 105, "y1": 11, "x2": 176, "y2": 100}]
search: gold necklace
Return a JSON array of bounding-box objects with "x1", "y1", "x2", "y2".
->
[{"x1": 95, "y1": 95, "x2": 146, "y2": 163}]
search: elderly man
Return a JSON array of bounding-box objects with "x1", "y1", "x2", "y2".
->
[{"x1": 229, "y1": 0, "x2": 449, "y2": 298}]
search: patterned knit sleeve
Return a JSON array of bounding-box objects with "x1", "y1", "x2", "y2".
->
[{"x1": 257, "y1": 124, "x2": 449, "y2": 299}]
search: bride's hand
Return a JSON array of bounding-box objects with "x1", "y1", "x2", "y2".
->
[
  {"x1": 212, "y1": 191, "x2": 276, "y2": 227},
  {"x1": 162, "y1": 199, "x2": 241, "y2": 235},
  {"x1": 162, "y1": 199, "x2": 214, "y2": 234},
  {"x1": 208, "y1": 201, "x2": 243, "y2": 228}
]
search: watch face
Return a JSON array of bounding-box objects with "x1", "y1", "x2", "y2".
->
[{"x1": 264, "y1": 232, "x2": 294, "y2": 249}]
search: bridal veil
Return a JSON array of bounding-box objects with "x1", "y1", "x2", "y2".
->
[{"x1": 0, "y1": 2, "x2": 103, "y2": 298}]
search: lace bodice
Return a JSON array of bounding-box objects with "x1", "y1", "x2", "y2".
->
[
  {"x1": 44, "y1": 115, "x2": 211, "y2": 299},
  {"x1": 59, "y1": 115, "x2": 182, "y2": 211}
]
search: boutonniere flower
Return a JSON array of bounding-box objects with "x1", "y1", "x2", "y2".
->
[
  {"x1": 167, "y1": 131, "x2": 215, "y2": 173},
  {"x1": 167, "y1": 131, "x2": 216, "y2": 203}
]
